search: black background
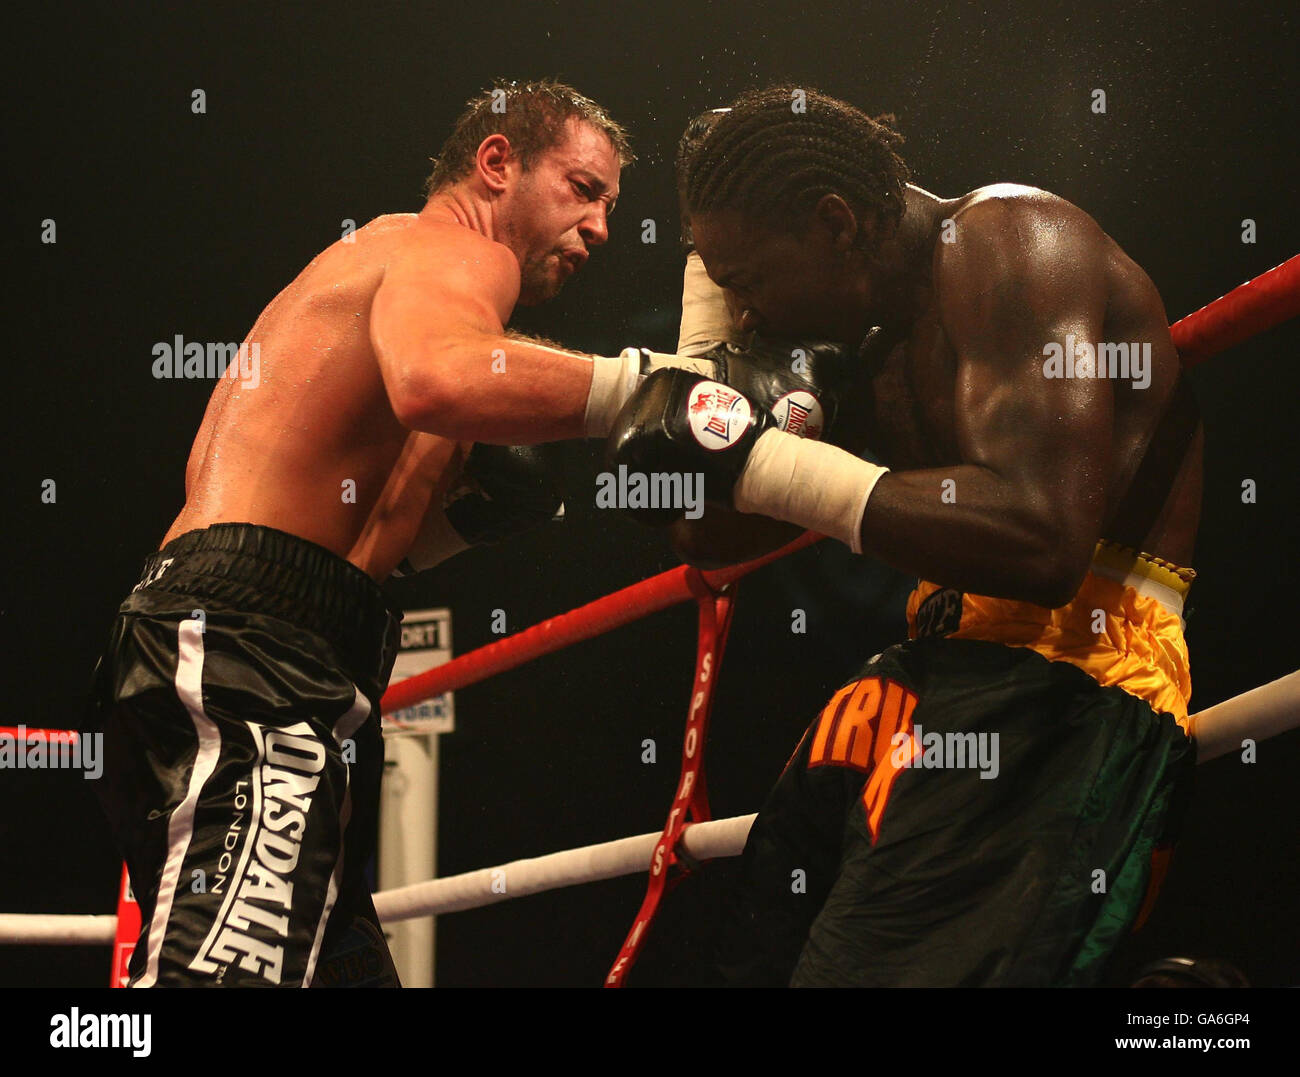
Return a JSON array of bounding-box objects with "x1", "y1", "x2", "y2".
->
[{"x1": 3, "y1": 0, "x2": 1297, "y2": 988}]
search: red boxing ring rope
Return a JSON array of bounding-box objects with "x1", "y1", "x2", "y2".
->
[
  {"x1": 1169, "y1": 254, "x2": 1300, "y2": 366},
  {"x1": 379, "y1": 530, "x2": 823, "y2": 712}
]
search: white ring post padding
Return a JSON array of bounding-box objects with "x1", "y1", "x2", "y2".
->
[
  {"x1": 372, "y1": 814, "x2": 757, "y2": 924},
  {"x1": 0, "y1": 814, "x2": 758, "y2": 944},
  {"x1": 0, "y1": 914, "x2": 116, "y2": 945}
]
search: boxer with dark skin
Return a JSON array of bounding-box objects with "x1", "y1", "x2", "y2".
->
[
  {"x1": 623, "y1": 88, "x2": 1207, "y2": 986},
  {"x1": 674, "y1": 180, "x2": 1202, "y2": 605},
  {"x1": 164, "y1": 104, "x2": 624, "y2": 581}
]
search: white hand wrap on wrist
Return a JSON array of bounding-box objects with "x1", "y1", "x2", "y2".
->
[
  {"x1": 395, "y1": 509, "x2": 471, "y2": 576},
  {"x1": 583, "y1": 352, "x2": 642, "y2": 437},
  {"x1": 733, "y1": 429, "x2": 889, "y2": 554},
  {"x1": 678, "y1": 251, "x2": 740, "y2": 356},
  {"x1": 636, "y1": 349, "x2": 720, "y2": 378},
  {"x1": 585, "y1": 348, "x2": 721, "y2": 437}
]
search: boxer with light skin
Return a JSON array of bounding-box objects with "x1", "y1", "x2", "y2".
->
[
  {"x1": 169, "y1": 82, "x2": 797, "y2": 581},
  {"x1": 93, "y1": 79, "x2": 731, "y2": 990},
  {"x1": 170, "y1": 83, "x2": 630, "y2": 581},
  {"x1": 99, "y1": 75, "x2": 864, "y2": 988}
]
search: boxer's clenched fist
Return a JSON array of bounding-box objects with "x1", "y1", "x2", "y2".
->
[
  {"x1": 605, "y1": 368, "x2": 774, "y2": 524},
  {"x1": 696, "y1": 335, "x2": 852, "y2": 441},
  {"x1": 444, "y1": 442, "x2": 565, "y2": 544},
  {"x1": 395, "y1": 443, "x2": 565, "y2": 574}
]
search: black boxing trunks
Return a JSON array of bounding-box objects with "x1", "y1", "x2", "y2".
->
[
  {"x1": 718, "y1": 636, "x2": 1194, "y2": 987},
  {"x1": 86, "y1": 523, "x2": 402, "y2": 987}
]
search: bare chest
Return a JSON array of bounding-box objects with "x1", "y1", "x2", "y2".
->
[{"x1": 852, "y1": 314, "x2": 960, "y2": 467}]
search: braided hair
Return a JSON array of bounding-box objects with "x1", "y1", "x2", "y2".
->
[{"x1": 684, "y1": 86, "x2": 910, "y2": 246}]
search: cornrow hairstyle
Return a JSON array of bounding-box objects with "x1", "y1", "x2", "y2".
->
[
  {"x1": 424, "y1": 78, "x2": 634, "y2": 197},
  {"x1": 685, "y1": 86, "x2": 910, "y2": 245},
  {"x1": 675, "y1": 107, "x2": 731, "y2": 248}
]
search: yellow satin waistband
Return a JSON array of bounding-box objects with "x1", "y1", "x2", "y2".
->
[{"x1": 905, "y1": 541, "x2": 1195, "y2": 730}]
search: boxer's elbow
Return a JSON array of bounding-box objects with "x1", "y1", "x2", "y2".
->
[
  {"x1": 387, "y1": 338, "x2": 486, "y2": 433},
  {"x1": 388, "y1": 367, "x2": 461, "y2": 433},
  {"x1": 1022, "y1": 535, "x2": 1093, "y2": 609},
  {"x1": 1023, "y1": 568, "x2": 1083, "y2": 610},
  {"x1": 987, "y1": 488, "x2": 1097, "y2": 607},
  {"x1": 390, "y1": 386, "x2": 435, "y2": 431},
  {"x1": 384, "y1": 361, "x2": 442, "y2": 431}
]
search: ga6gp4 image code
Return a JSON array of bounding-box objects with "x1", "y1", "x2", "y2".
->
[
  {"x1": 958, "y1": 988, "x2": 1283, "y2": 1060},
  {"x1": 1098, "y1": 995, "x2": 1286, "y2": 1057},
  {"x1": 1113, "y1": 1017, "x2": 1251, "y2": 1052}
]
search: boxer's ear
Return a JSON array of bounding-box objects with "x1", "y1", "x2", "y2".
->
[
  {"x1": 475, "y1": 134, "x2": 514, "y2": 194},
  {"x1": 813, "y1": 194, "x2": 861, "y2": 253}
]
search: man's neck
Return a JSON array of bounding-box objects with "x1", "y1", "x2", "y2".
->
[
  {"x1": 862, "y1": 185, "x2": 950, "y2": 331},
  {"x1": 419, "y1": 186, "x2": 498, "y2": 242}
]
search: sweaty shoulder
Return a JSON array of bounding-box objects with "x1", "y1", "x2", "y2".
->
[
  {"x1": 384, "y1": 216, "x2": 521, "y2": 326},
  {"x1": 933, "y1": 184, "x2": 1110, "y2": 331},
  {"x1": 936, "y1": 185, "x2": 1107, "y2": 279}
]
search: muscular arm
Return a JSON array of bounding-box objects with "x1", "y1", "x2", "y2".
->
[
  {"x1": 860, "y1": 197, "x2": 1112, "y2": 606},
  {"x1": 370, "y1": 228, "x2": 595, "y2": 443}
]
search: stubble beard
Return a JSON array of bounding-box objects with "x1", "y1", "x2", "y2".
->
[{"x1": 519, "y1": 251, "x2": 564, "y2": 305}]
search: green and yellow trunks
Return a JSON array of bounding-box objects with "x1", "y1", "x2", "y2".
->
[
  {"x1": 907, "y1": 539, "x2": 1196, "y2": 730},
  {"x1": 720, "y1": 541, "x2": 1196, "y2": 987}
]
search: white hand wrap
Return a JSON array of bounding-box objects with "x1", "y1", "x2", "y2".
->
[
  {"x1": 678, "y1": 251, "x2": 741, "y2": 356},
  {"x1": 585, "y1": 348, "x2": 721, "y2": 438},
  {"x1": 394, "y1": 509, "x2": 471, "y2": 576},
  {"x1": 733, "y1": 429, "x2": 889, "y2": 554},
  {"x1": 583, "y1": 351, "x2": 642, "y2": 437}
]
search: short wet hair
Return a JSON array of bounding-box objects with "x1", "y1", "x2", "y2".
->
[{"x1": 424, "y1": 78, "x2": 634, "y2": 196}]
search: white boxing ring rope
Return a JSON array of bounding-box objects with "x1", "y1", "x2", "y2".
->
[
  {"x1": 0, "y1": 914, "x2": 117, "y2": 947},
  {"x1": 4, "y1": 668, "x2": 1298, "y2": 947},
  {"x1": 372, "y1": 812, "x2": 756, "y2": 921},
  {"x1": 0, "y1": 814, "x2": 759, "y2": 946}
]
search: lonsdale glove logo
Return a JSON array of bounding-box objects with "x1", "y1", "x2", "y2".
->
[
  {"x1": 687, "y1": 381, "x2": 752, "y2": 450},
  {"x1": 770, "y1": 390, "x2": 825, "y2": 439}
]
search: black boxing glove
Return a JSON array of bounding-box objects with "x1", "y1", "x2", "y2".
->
[
  {"x1": 605, "y1": 367, "x2": 774, "y2": 525},
  {"x1": 394, "y1": 443, "x2": 564, "y2": 575},
  {"x1": 444, "y1": 443, "x2": 564, "y2": 543},
  {"x1": 699, "y1": 335, "x2": 853, "y2": 442}
]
